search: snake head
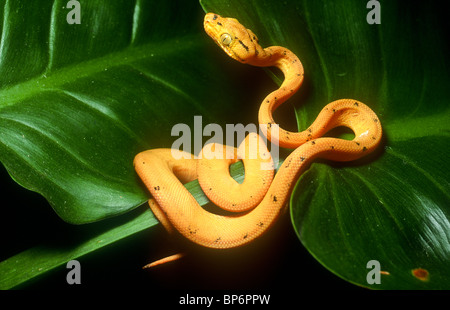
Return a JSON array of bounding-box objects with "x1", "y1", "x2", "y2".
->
[{"x1": 204, "y1": 13, "x2": 261, "y2": 64}]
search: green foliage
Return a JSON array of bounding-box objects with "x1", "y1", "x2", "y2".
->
[
  {"x1": 0, "y1": 0, "x2": 449, "y2": 289},
  {"x1": 201, "y1": 0, "x2": 450, "y2": 288}
]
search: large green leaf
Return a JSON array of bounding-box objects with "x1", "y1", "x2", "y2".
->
[
  {"x1": 0, "y1": 0, "x2": 252, "y2": 288},
  {"x1": 201, "y1": 0, "x2": 450, "y2": 289},
  {"x1": 1, "y1": 0, "x2": 449, "y2": 290},
  {"x1": 0, "y1": 0, "x2": 245, "y2": 224}
]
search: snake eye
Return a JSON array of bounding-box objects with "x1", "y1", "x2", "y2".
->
[{"x1": 220, "y1": 33, "x2": 232, "y2": 46}]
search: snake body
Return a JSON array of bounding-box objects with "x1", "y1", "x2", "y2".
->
[{"x1": 134, "y1": 14, "x2": 382, "y2": 260}]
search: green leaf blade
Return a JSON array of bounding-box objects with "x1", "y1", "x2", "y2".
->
[
  {"x1": 203, "y1": 0, "x2": 450, "y2": 288},
  {"x1": 2, "y1": 0, "x2": 449, "y2": 289},
  {"x1": 0, "y1": 1, "x2": 240, "y2": 223}
]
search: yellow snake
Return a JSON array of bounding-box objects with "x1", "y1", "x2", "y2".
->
[{"x1": 134, "y1": 13, "x2": 382, "y2": 267}]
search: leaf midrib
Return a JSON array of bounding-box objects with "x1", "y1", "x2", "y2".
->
[{"x1": 0, "y1": 33, "x2": 202, "y2": 109}]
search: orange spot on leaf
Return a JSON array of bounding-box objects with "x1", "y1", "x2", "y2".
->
[{"x1": 412, "y1": 268, "x2": 429, "y2": 281}]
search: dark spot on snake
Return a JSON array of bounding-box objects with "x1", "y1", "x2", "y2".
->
[
  {"x1": 354, "y1": 102, "x2": 359, "y2": 106},
  {"x1": 283, "y1": 50, "x2": 287, "y2": 56},
  {"x1": 363, "y1": 146, "x2": 368, "y2": 152},
  {"x1": 331, "y1": 146, "x2": 335, "y2": 149},
  {"x1": 300, "y1": 157, "x2": 306, "y2": 162},
  {"x1": 332, "y1": 109, "x2": 336, "y2": 113},
  {"x1": 258, "y1": 222, "x2": 264, "y2": 226},
  {"x1": 355, "y1": 142, "x2": 360, "y2": 146},
  {"x1": 372, "y1": 136, "x2": 376, "y2": 140},
  {"x1": 154, "y1": 186, "x2": 160, "y2": 191},
  {"x1": 217, "y1": 22, "x2": 222, "y2": 26},
  {"x1": 243, "y1": 233, "x2": 248, "y2": 239},
  {"x1": 308, "y1": 128, "x2": 312, "y2": 133},
  {"x1": 213, "y1": 14, "x2": 218, "y2": 20},
  {"x1": 266, "y1": 100, "x2": 269, "y2": 103},
  {"x1": 209, "y1": 188, "x2": 212, "y2": 190},
  {"x1": 273, "y1": 195, "x2": 277, "y2": 202},
  {"x1": 239, "y1": 40, "x2": 249, "y2": 51},
  {"x1": 373, "y1": 118, "x2": 378, "y2": 123},
  {"x1": 311, "y1": 141, "x2": 316, "y2": 145},
  {"x1": 214, "y1": 237, "x2": 221, "y2": 243}
]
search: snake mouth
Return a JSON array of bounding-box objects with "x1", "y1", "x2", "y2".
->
[{"x1": 203, "y1": 13, "x2": 221, "y2": 42}]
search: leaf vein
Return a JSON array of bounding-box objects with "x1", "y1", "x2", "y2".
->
[
  {"x1": 46, "y1": 0, "x2": 58, "y2": 73},
  {"x1": 386, "y1": 147, "x2": 450, "y2": 199},
  {"x1": 60, "y1": 89, "x2": 149, "y2": 147},
  {"x1": 0, "y1": 115, "x2": 128, "y2": 185}
]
